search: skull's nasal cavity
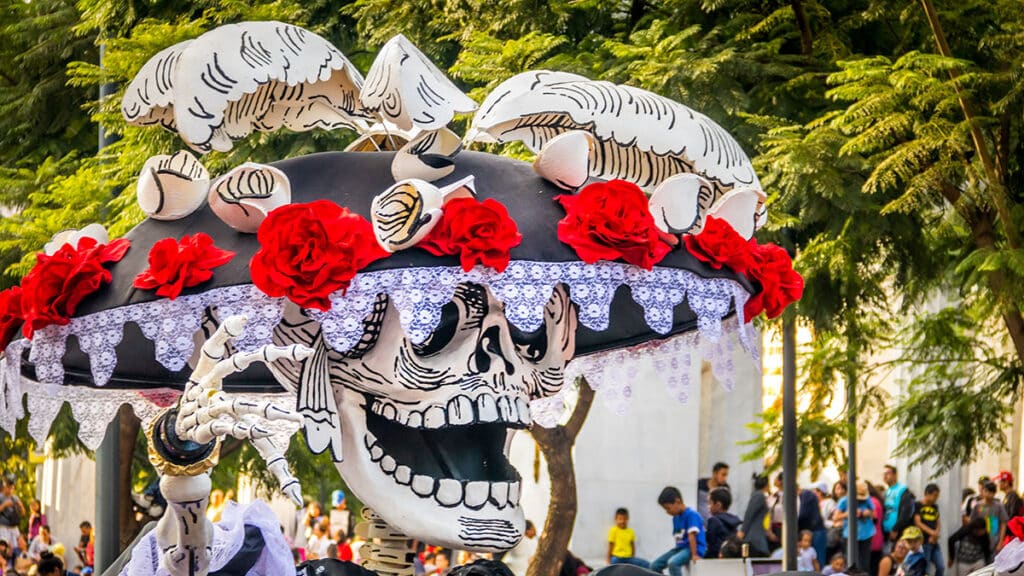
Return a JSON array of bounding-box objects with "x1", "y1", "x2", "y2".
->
[{"x1": 472, "y1": 326, "x2": 516, "y2": 375}]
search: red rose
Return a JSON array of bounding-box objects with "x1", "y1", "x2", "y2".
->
[
  {"x1": 743, "y1": 243, "x2": 803, "y2": 320},
  {"x1": 684, "y1": 216, "x2": 756, "y2": 274},
  {"x1": 419, "y1": 198, "x2": 522, "y2": 272},
  {"x1": 250, "y1": 200, "x2": 389, "y2": 311},
  {"x1": 0, "y1": 286, "x2": 23, "y2": 350},
  {"x1": 133, "y1": 233, "x2": 234, "y2": 300},
  {"x1": 20, "y1": 237, "x2": 131, "y2": 338},
  {"x1": 556, "y1": 180, "x2": 671, "y2": 270}
]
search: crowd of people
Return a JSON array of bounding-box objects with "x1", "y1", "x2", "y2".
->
[
  {"x1": 0, "y1": 478, "x2": 95, "y2": 576},
  {"x1": 3, "y1": 463, "x2": 1018, "y2": 576},
  {"x1": 592, "y1": 462, "x2": 1021, "y2": 576}
]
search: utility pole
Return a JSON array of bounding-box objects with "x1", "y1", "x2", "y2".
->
[
  {"x1": 846, "y1": 367, "x2": 858, "y2": 568},
  {"x1": 94, "y1": 42, "x2": 121, "y2": 574},
  {"x1": 782, "y1": 312, "x2": 798, "y2": 570}
]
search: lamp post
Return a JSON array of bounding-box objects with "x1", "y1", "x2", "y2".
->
[
  {"x1": 782, "y1": 310, "x2": 798, "y2": 570},
  {"x1": 94, "y1": 42, "x2": 121, "y2": 573}
]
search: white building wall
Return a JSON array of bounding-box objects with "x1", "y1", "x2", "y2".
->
[{"x1": 512, "y1": 330, "x2": 763, "y2": 568}]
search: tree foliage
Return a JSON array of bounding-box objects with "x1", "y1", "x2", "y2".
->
[{"x1": 3, "y1": 0, "x2": 1024, "y2": 543}]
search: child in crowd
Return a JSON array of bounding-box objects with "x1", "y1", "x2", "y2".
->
[
  {"x1": 822, "y1": 553, "x2": 846, "y2": 576},
  {"x1": 607, "y1": 507, "x2": 649, "y2": 568},
  {"x1": 797, "y1": 530, "x2": 820, "y2": 572},
  {"x1": 652, "y1": 487, "x2": 706, "y2": 576},
  {"x1": 970, "y1": 481, "x2": 1008, "y2": 553},
  {"x1": 706, "y1": 488, "x2": 742, "y2": 559},
  {"x1": 914, "y1": 483, "x2": 942, "y2": 576},
  {"x1": 900, "y1": 526, "x2": 927, "y2": 576},
  {"x1": 947, "y1": 517, "x2": 993, "y2": 576}
]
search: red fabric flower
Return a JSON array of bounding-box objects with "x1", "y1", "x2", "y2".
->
[
  {"x1": 0, "y1": 286, "x2": 23, "y2": 350},
  {"x1": 133, "y1": 233, "x2": 234, "y2": 300},
  {"x1": 684, "y1": 216, "x2": 756, "y2": 274},
  {"x1": 250, "y1": 200, "x2": 389, "y2": 311},
  {"x1": 1005, "y1": 516, "x2": 1024, "y2": 546},
  {"x1": 743, "y1": 243, "x2": 804, "y2": 320},
  {"x1": 419, "y1": 198, "x2": 522, "y2": 272},
  {"x1": 20, "y1": 237, "x2": 130, "y2": 338},
  {"x1": 681, "y1": 215, "x2": 803, "y2": 320},
  {"x1": 556, "y1": 180, "x2": 671, "y2": 270}
]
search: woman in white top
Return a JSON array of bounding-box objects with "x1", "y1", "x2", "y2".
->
[{"x1": 819, "y1": 482, "x2": 838, "y2": 529}]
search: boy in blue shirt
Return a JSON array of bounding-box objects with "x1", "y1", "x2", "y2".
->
[{"x1": 652, "y1": 486, "x2": 706, "y2": 576}]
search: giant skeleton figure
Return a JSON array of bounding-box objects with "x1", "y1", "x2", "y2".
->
[{"x1": 1, "y1": 22, "x2": 785, "y2": 576}]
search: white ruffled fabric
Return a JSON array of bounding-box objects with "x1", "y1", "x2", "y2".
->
[
  {"x1": 995, "y1": 538, "x2": 1024, "y2": 576},
  {"x1": 119, "y1": 500, "x2": 294, "y2": 576}
]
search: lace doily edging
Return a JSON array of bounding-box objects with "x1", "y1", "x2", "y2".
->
[
  {"x1": 17, "y1": 261, "x2": 750, "y2": 387},
  {"x1": 533, "y1": 316, "x2": 761, "y2": 423},
  {"x1": 0, "y1": 359, "x2": 298, "y2": 452}
]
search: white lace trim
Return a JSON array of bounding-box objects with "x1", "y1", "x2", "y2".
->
[
  {"x1": 26, "y1": 284, "x2": 284, "y2": 386},
  {"x1": 528, "y1": 316, "x2": 759, "y2": 422},
  {"x1": 15, "y1": 261, "x2": 750, "y2": 387},
  {"x1": 0, "y1": 345, "x2": 298, "y2": 450}
]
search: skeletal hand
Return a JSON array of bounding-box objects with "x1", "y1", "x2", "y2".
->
[{"x1": 175, "y1": 315, "x2": 312, "y2": 505}]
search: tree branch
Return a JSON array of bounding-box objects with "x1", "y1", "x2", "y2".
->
[
  {"x1": 918, "y1": 0, "x2": 1020, "y2": 249},
  {"x1": 564, "y1": 377, "x2": 595, "y2": 439}
]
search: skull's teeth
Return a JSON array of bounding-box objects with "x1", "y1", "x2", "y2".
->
[
  {"x1": 366, "y1": 434, "x2": 522, "y2": 509},
  {"x1": 370, "y1": 395, "x2": 532, "y2": 429}
]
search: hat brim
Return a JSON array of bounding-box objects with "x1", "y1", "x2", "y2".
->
[{"x1": 20, "y1": 151, "x2": 756, "y2": 391}]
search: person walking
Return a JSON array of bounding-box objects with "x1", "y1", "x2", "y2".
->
[
  {"x1": 834, "y1": 480, "x2": 875, "y2": 571},
  {"x1": 738, "y1": 474, "x2": 771, "y2": 558}
]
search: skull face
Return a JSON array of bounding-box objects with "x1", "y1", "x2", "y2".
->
[{"x1": 271, "y1": 283, "x2": 576, "y2": 550}]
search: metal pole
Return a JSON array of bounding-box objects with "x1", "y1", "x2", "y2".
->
[
  {"x1": 846, "y1": 368, "x2": 858, "y2": 569},
  {"x1": 94, "y1": 42, "x2": 121, "y2": 573},
  {"x1": 782, "y1": 312, "x2": 798, "y2": 570}
]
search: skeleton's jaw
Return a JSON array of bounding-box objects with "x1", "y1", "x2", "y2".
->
[{"x1": 335, "y1": 390, "x2": 526, "y2": 551}]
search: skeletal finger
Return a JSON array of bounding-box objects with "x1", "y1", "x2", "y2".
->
[
  {"x1": 206, "y1": 397, "x2": 303, "y2": 424},
  {"x1": 190, "y1": 418, "x2": 271, "y2": 444},
  {"x1": 195, "y1": 315, "x2": 249, "y2": 377},
  {"x1": 252, "y1": 436, "x2": 303, "y2": 506},
  {"x1": 200, "y1": 344, "x2": 313, "y2": 389}
]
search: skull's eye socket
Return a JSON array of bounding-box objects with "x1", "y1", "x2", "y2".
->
[
  {"x1": 411, "y1": 300, "x2": 459, "y2": 357},
  {"x1": 509, "y1": 322, "x2": 548, "y2": 362}
]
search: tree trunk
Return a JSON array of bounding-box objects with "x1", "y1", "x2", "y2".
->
[
  {"x1": 968, "y1": 214, "x2": 1024, "y2": 365},
  {"x1": 526, "y1": 382, "x2": 595, "y2": 576},
  {"x1": 116, "y1": 406, "x2": 144, "y2": 550},
  {"x1": 790, "y1": 0, "x2": 813, "y2": 55}
]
